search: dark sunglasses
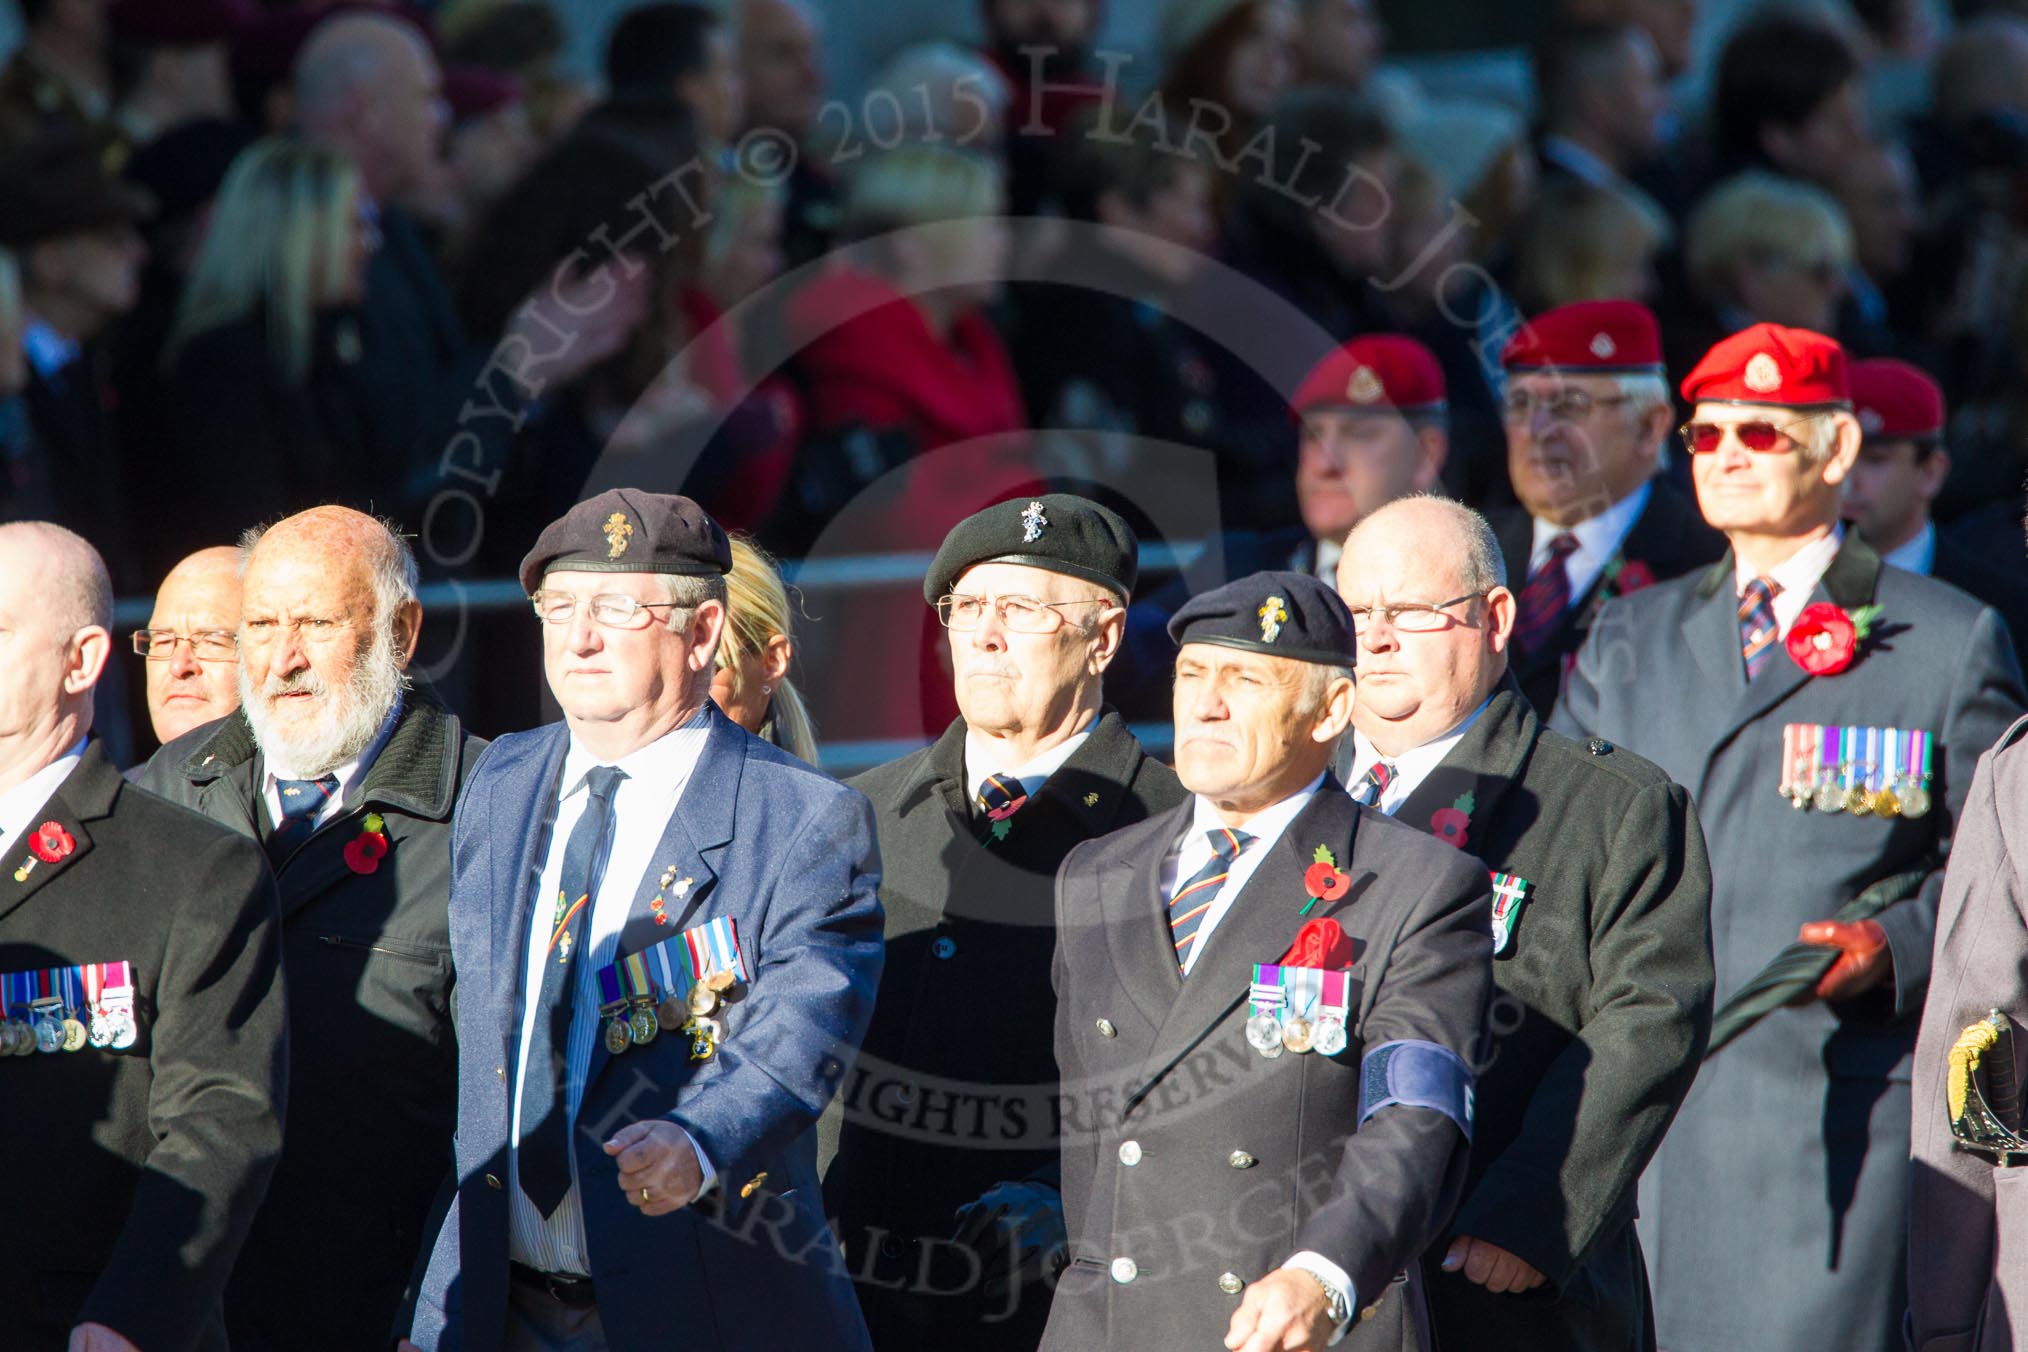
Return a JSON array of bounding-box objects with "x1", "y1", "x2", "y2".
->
[{"x1": 1677, "y1": 416, "x2": 1823, "y2": 455}]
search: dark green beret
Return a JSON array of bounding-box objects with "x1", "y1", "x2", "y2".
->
[
  {"x1": 1168, "y1": 571, "x2": 1356, "y2": 666},
  {"x1": 922, "y1": 493, "x2": 1139, "y2": 604},
  {"x1": 518, "y1": 488, "x2": 731, "y2": 594}
]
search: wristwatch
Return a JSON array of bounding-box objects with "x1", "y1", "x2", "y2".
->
[{"x1": 1300, "y1": 1267, "x2": 1352, "y2": 1326}]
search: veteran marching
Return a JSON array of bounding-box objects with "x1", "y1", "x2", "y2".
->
[
  {"x1": 1336, "y1": 496, "x2": 1715, "y2": 1352},
  {"x1": 1555, "y1": 324, "x2": 2027, "y2": 1352},
  {"x1": 826, "y1": 494, "x2": 1186, "y2": 1349},
  {"x1": 1046, "y1": 571, "x2": 1493, "y2": 1352}
]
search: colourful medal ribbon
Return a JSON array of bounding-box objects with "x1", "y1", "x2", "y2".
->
[
  {"x1": 1779, "y1": 724, "x2": 1797, "y2": 801},
  {"x1": 1282, "y1": 965, "x2": 1323, "y2": 1023},
  {"x1": 646, "y1": 939, "x2": 689, "y2": 1003},
  {"x1": 1319, "y1": 968, "x2": 1350, "y2": 1020},
  {"x1": 623, "y1": 951, "x2": 655, "y2": 1002},
  {"x1": 595, "y1": 962, "x2": 626, "y2": 1014},
  {"x1": 1248, "y1": 963, "x2": 1285, "y2": 1018},
  {"x1": 1921, "y1": 729, "x2": 1934, "y2": 781},
  {"x1": 1820, "y1": 725, "x2": 1839, "y2": 799}
]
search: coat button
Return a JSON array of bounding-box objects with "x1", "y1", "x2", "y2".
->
[
  {"x1": 1118, "y1": 1140, "x2": 1142, "y2": 1166},
  {"x1": 1587, "y1": 737, "x2": 1614, "y2": 755},
  {"x1": 484, "y1": 1173, "x2": 501, "y2": 1190},
  {"x1": 1219, "y1": 1272, "x2": 1244, "y2": 1295},
  {"x1": 1228, "y1": 1150, "x2": 1256, "y2": 1169},
  {"x1": 495, "y1": 1066, "x2": 506, "y2": 1082},
  {"x1": 1111, "y1": 1257, "x2": 1138, "y2": 1284},
  {"x1": 931, "y1": 936, "x2": 957, "y2": 960},
  {"x1": 1096, "y1": 1018, "x2": 1117, "y2": 1038},
  {"x1": 880, "y1": 1236, "x2": 901, "y2": 1260}
]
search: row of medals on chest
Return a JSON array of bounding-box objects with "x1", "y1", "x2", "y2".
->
[
  {"x1": 1779, "y1": 724, "x2": 1933, "y2": 819},
  {"x1": 600, "y1": 969, "x2": 739, "y2": 1062}
]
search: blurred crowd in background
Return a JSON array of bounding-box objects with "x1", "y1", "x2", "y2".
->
[{"x1": 2, "y1": 0, "x2": 2023, "y2": 761}]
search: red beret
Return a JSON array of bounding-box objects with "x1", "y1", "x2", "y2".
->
[
  {"x1": 1292, "y1": 335, "x2": 1446, "y2": 417},
  {"x1": 1681, "y1": 323, "x2": 1850, "y2": 407},
  {"x1": 1501, "y1": 299, "x2": 1663, "y2": 373},
  {"x1": 110, "y1": 0, "x2": 257, "y2": 46},
  {"x1": 1848, "y1": 358, "x2": 1944, "y2": 440},
  {"x1": 444, "y1": 64, "x2": 524, "y2": 124}
]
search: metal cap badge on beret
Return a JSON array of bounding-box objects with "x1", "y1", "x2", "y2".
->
[
  {"x1": 1849, "y1": 358, "x2": 1944, "y2": 440},
  {"x1": 519, "y1": 488, "x2": 732, "y2": 594},
  {"x1": 1681, "y1": 322, "x2": 1850, "y2": 408},
  {"x1": 1502, "y1": 299, "x2": 1664, "y2": 373},
  {"x1": 1291, "y1": 335, "x2": 1446, "y2": 418},
  {"x1": 1168, "y1": 571, "x2": 1356, "y2": 667},
  {"x1": 923, "y1": 493, "x2": 1139, "y2": 605}
]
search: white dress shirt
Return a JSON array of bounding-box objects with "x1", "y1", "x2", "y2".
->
[
  {"x1": 1528, "y1": 479, "x2": 1653, "y2": 611},
  {"x1": 1880, "y1": 522, "x2": 1936, "y2": 577},
  {"x1": 1314, "y1": 535, "x2": 1344, "y2": 586},
  {"x1": 260, "y1": 695, "x2": 404, "y2": 832},
  {"x1": 962, "y1": 726, "x2": 1091, "y2": 808},
  {"x1": 509, "y1": 709, "x2": 716, "y2": 1275},
  {"x1": 1345, "y1": 697, "x2": 1492, "y2": 817},
  {"x1": 1156, "y1": 773, "x2": 1356, "y2": 1341},
  {"x1": 1734, "y1": 525, "x2": 1845, "y2": 640},
  {"x1": 0, "y1": 739, "x2": 86, "y2": 852}
]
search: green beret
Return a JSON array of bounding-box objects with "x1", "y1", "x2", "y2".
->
[{"x1": 923, "y1": 494, "x2": 1139, "y2": 604}]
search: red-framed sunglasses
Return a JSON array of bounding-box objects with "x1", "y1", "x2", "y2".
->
[{"x1": 1677, "y1": 416, "x2": 1823, "y2": 455}]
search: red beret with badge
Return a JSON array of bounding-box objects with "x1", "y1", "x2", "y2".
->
[
  {"x1": 1681, "y1": 322, "x2": 1850, "y2": 407},
  {"x1": 1291, "y1": 335, "x2": 1446, "y2": 418},
  {"x1": 1501, "y1": 299, "x2": 1664, "y2": 373},
  {"x1": 1848, "y1": 358, "x2": 1944, "y2": 440}
]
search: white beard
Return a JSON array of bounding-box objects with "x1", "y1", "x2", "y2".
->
[{"x1": 240, "y1": 624, "x2": 408, "y2": 777}]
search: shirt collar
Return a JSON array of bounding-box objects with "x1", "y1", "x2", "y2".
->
[
  {"x1": 1735, "y1": 524, "x2": 1844, "y2": 598},
  {"x1": 1314, "y1": 535, "x2": 1344, "y2": 585},
  {"x1": 1879, "y1": 521, "x2": 1935, "y2": 577},
  {"x1": 1530, "y1": 478, "x2": 1652, "y2": 568},
  {"x1": 963, "y1": 725, "x2": 1092, "y2": 799},
  {"x1": 0, "y1": 737, "x2": 87, "y2": 848},
  {"x1": 1185, "y1": 771, "x2": 1327, "y2": 848},
  {"x1": 561, "y1": 705, "x2": 713, "y2": 801}
]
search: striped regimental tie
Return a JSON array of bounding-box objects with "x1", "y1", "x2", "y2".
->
[{"x1": 1169, "y1": 827, "x2": 1255, "y2": 970}]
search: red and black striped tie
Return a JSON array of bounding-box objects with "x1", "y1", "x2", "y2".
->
[
  {"x1": 1169, "y1": 828, "x2": 1255, "y2": 970},
  {"x1": 1513, "y1": 533, "x2": 1579, "y2": 656},
  {"x1": 1739, "y1": 577, "x2": 1781, "y2": 679}
]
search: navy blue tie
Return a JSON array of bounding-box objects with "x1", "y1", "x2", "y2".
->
[
  {"x1": 518, "y1": 765, "x2": 627, "y2": 1216},
  {"x1": 268, "y1": 775, "x2": 338, "y2": 862}
]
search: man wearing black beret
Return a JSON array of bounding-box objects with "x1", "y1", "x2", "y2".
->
[
  {"x1": 1045, "y1": 570, "x2": 1493, "y2": 1352},
  {"x1": 826, "y1": 493, "x2": 1186, "y2": 1350},
  {"x1": 409, "y1": 488, "x2": 884, "y2": 1352}
]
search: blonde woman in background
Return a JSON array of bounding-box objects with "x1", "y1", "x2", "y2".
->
[
  {"x1": 158, "y1": 139, "x2": 383, "y2": 560},
  {"x1": 711, "y1": 535, "x2": 821, "y2": 765},
  {"x1": 1514, "y1": 179, "x2": 1672, "y2": 314}
]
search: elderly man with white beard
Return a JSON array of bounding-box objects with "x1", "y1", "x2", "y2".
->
[{"x1": 141, "y1": 505, "x2": 488, "y2": 1352}]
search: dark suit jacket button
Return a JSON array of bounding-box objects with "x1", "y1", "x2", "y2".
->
[
  {"x1": 932, "y1": 936, "x2": 957, "y2": 960},
  {"x1": 485, "y1": 1173, "x2": 502, "y2": 1189},
  {"x1": 880, "y1": 1237, "x2": 902, "y2": 1260},
  {"x1": 1587, "y1": 738, "x2": 1614, "y2": 755}
]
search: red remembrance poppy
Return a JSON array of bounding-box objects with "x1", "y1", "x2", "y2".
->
[
  {"x1": 986, "y1": 795, "x2": 1027, "y2": 822},
  {"x1": 1429, "y1": 808, "x2": 1471, "y2": 848},
  {"x1": 29, "y1": 821, "x2": 74, "y2": 863},
  {"x1": 1615, "y1": 560, "x2": 1656, "y2": 593},
  {"x1": 343, "y1": 839, "x2": 381, "y2": 875},
  {"x1": 1303, "y1": 861, "x2": 1351, "y2": 902},
  {"x1": 1787, "y1": 602, "x2": 1859, "y2": 676}
]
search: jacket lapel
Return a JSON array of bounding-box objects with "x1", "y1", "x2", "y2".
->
[
  {"x1": 494, "y1": 727, "x2": 570, "y2": 1015},
  {"x1": 1391, "y1": 680, "x2": 1535, "y2": 839},
  {"x1": 1126, "y1": 788, "x2": 1359, "y2": 1112},
  {"x1": 1102, "y1": 798, "x2": 1192, "y2": 1032},
  {"x1": 0, "y1": 745, "x2": 116, "y2": 926}
]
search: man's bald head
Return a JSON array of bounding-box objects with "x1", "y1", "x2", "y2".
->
[
  {"x1": 0, "y1": 521, "x2": 113, "y2": 638},
  {"x1": 294, "y1": 11, "x2": 446, "y2": 200},
  {"x1": 1337, "y1": 496, "x2": 1516, "y2": 757},
  {"x1": 241, "y1": 506, "x2": 419, "y2": 629},
  {"x1": 0, "y1": 522, "x2": 114, "y2": 789}
]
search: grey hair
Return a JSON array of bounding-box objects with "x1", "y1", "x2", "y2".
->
[
  {"x1": 1300, "y1": 662, "x2": 1355, "y2": 715},
  {"x1": 1797, "y1": 411, "x2": 1844, "y2": 466},
  {"x1": 1344, "y1": 493, "x2": 1508, "y2": 592},
  {"x1": 659, "y1": 572, "x2": 731, "y2": 611}
]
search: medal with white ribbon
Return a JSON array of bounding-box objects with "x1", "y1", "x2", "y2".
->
[{"x1": 1247, "y1": 964, "x2": 1286, "y2": 1059}]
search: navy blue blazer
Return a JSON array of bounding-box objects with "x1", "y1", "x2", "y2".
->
[{"x1": 411, "y1": 706, "x2": 883, "y2": 1351}]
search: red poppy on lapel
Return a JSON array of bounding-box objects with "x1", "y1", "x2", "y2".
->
[
  {"x1": 1787, "y1": 602, "x2": 1881, "y2": 676},
  {"x1": 1613, "y1": 560, "x2": 1656, "y2": 593},
  {"x1": 29, "y1": 821, "x2": 74, "y2": 863},
  {"x1": 1430, "y1": 791, "x2": 1475, "y2": 849},
  {"x1": 1301, "y1": 844, "x2": 1352, "y2": 916},
  {"x1": 344, "y1": 813, "x2": 390, "y2": 875}
]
